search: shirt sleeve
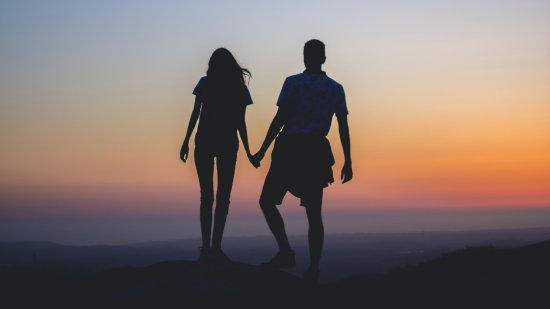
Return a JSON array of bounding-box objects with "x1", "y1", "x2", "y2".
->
[
  {"x1": 242, "y1": 85, "x2": 253, "y2": 106},
  {"x1": 276, "y1": 77, "x2": 293, "y2": 107},
  {"x1": 192, "y1": 77, "x2": 206, "y2": 99},
  {"x1": 335, "y1": 84, "x2": 349, "y2": 116}
]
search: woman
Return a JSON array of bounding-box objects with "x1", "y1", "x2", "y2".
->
[{"x1": 180, "y1": 48, "x2": 257, "y2": 262}]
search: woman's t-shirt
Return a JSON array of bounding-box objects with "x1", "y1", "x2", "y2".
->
[{"x1": 192, "y1": 76, "x2": 253, "y2": 150}]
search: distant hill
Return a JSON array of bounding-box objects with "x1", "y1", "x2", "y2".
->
[
  {"x1": 331, "y1": 240, "x2": 550, "y2": 307},
  {"x1": 3, "y1": 226, "x2": 550, "y2": 282},
  {"x1": 2, "y1": 237, "x2": 550, "y2": 308}
]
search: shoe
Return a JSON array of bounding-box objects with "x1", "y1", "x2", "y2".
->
[
  {"x1": 210, "y1": 248, "x2": 231, "y2": 263},
  {"x1": 260, "y1": 250, "x2": 296, "y2": 269},
  {"x1": 303, "y1": 267, "x2": 320, "y2": 284},
  {"x1": 198, "y1": 246, "x2": 210, "y2": 263}
]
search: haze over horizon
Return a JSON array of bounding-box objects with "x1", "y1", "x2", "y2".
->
[{"x1": 1, "y1": 0, "x2": 549, "y2": 244}]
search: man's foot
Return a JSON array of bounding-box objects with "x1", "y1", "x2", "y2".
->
[
  {"x1": 260, "y1": 250, "x2": 296, "y2": 269},
  {"x1": 303, "y1": 267, "x2": 320, "y2": 284},
  {"x1": 198, "y1": 246, "x2": 210, "y2": 263},
  {"x1": 210, "y1": 248, "x2": 231, "y2": 263}
]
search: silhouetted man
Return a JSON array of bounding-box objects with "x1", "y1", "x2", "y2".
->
[{"x1": 252, "y1": 39, "x2": 353, "y2": 283}]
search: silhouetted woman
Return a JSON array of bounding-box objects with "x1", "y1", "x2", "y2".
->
[{"x1": 180, "y1": 48, "x2": 256, "y2": 262}]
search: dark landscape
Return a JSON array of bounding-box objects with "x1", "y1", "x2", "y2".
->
[{"x1": 2, "y1": 227, "x2": 550, "y2": 308}]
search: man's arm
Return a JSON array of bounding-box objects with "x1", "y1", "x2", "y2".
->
[
  {"x1": 251, "y1": 106, "x2": 288, "y2": 165},
  {"x1": 337, "y1": 113, "x2": 353, "y2": 183}
]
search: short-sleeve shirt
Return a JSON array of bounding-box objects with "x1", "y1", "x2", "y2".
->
[
  {"x1": 192, "y1": 76, "x2": 253, "y2": 150},
  {"x1": 277, "y1": 71, "x2": 347, "y2": 137}
]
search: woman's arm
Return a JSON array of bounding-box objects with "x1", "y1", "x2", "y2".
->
[
  {"x1": 238, "y1": 106, "x2": 257, "y2": 167},
  {"x1": 180, "y1": 96, "x2": 202, "y2": 162}
]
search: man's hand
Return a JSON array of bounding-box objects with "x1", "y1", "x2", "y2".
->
[
  {"x1": 341, "y1": 161, "x2": 353, "y2": 184},
  {"x1": 180, "y1": 143, "x2": 189, "y2": 163},
  {"x1": 247, "y1": 152, "x2": 260, "y2": 168},
  {"x1": 250, "y1": 151, "x2": 265, "y2": 168}
]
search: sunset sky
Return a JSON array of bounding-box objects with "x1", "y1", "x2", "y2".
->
[{"x1": 1, "y1": 0, "x2": 549, "y2": 244}]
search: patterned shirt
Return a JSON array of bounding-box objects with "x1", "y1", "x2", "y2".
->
[{"x1": 277, "y1": 71, "x2": 347, "y2": 137}]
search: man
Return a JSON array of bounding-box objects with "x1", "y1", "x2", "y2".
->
[{"x1": 252, "y1": 39, "x2": 353, "y2": 283}]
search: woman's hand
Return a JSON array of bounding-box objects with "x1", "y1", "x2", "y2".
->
[
  {"x1": 248, "y1": 152, "x2": 260, "y2": 168},
  {"x1": 250, "y1": 151, "x2": 265, "y2": 168},
  {"x1": 180, "y1": 142, "x2": 189, "y2": 162}
]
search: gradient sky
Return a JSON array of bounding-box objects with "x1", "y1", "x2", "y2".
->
[{"x1": 1, "y1": 0, "x2": 550, "y2": 243}]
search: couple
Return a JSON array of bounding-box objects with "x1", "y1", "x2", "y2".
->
[{"x1": 180, "y1": 39, "x2": 352, "y2": 282}]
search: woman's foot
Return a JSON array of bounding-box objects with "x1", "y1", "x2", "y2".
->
[
  {"x1": 303, "y1": 267, "x2": 320, "y2": 284},
  {"x1": 210, "y1": 248, "x2": 231, "y2": 263},
  {"x1": 260, "y1": 249, "x2": 296, "y2": 269},
  {"x1": 198, "y1": 246, "x2": 211, "y2": 263}
]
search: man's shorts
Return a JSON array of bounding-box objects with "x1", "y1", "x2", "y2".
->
[
  {"x1": 258, "y1": 135, "x2": 332, "y2": 208},
  {"x1": 259, "y1": 165, "x2": 324, "y2": 207}
]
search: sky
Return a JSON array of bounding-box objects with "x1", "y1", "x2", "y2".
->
[{"x1": 1, "y1": 0, "x2": 550, "y2": 244}]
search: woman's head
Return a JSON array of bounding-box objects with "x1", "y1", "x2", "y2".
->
[{"x1": 207, "y1": 48, "x2": 251, "y2": 85}]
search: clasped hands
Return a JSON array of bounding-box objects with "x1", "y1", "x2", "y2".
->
[
  {"x1": 247, "y1": 150, "x2": 264, "y2": 169},
  {"x1": 182, "y1": 143, "x2": 352, "y2": 184},
  {"x1": 180, "y1": 141, "x2": 263, "y2": 168}
]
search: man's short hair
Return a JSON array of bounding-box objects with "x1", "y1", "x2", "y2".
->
[{"x1": 304, "y1": 39, "x2": 325, "y2": 58}]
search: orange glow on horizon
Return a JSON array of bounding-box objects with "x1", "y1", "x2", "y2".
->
[{"x1": 1, "y1": 0, "x2": 549, "y2": 220}]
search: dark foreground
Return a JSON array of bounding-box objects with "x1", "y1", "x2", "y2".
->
[{"x1": 2, "y1": 240, "x2": 549, "y2": 308}]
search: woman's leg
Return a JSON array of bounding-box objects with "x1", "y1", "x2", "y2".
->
[
  {"x1": 194, "y1": 147, "x2": 215, "y2": 250},
  {"x1": 211, "y1": 150, "x2": 238, "y2": 250}
]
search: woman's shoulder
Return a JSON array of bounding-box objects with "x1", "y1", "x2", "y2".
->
[
  {"x1": 240, "y1": 82, "x2": 253, "y2": 105},
  {"x1": 194, "y1": 76, "x2": 208, "y2": 88},
  {"x1": 193, "y1": 76, "x2": 208, "y2": 96},
  {"x1": 240, "y1": 82, "x2": 250, "y2": 91}
]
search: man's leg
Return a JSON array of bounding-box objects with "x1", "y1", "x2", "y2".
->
[
  {"x1": 305, "y1": 203, "x2": 324, "y2": 271},
  {"x1": 304, "y1": 188, "x2": 324, "y2": 281},
  {"x1": 258, "y1": 145, "x2": 295, "y2": 268},
  {"x1": 259, "y1": 201, "x2": 292, "y2": 252},
  {"x1": 259, "y1": 201, "x2": 296, "y2": 268}
]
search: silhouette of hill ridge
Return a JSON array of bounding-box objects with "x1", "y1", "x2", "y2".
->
[
  {"x1": 3, "y1": 239, "x2": 550, "y2": 308},
  {"x1": 331, "y1": 239, "x2": 550, "y2": 307},
  {"x1": 342, "y1": 239, "x2": 550, "y2": 281}
]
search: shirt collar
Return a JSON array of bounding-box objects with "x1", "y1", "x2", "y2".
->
[{"x1": 303, "y1": 69, "x2": 326, "y2": 75}]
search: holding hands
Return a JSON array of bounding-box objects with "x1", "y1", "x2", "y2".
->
[
  {"x1": 248, "y1": 150, "x2": 263, "y2": 168},
  {"x1": 182, "y1": 141, "x2": 352, "y2": 186},
  {"x1": 180, "y1": 140, "x2": 262, "y2": 169}
]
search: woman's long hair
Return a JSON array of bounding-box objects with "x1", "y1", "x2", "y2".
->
[{"x1": 207, "y1": 48, "x2": 251, "y2": 86}]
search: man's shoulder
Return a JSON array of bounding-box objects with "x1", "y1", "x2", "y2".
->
[
  {"x1": 284, "y1": 73, "x2": 305, "y2": 83},
  {"x1": 283, "y1": 72, "x2": 344, "y2": 91},
  {"x1": 323, "y1": 74, "x2": 343, "y2": 90}
]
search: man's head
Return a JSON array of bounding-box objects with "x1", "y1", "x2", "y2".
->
[{"x1": 303, "y1": 39, "x2": 326, "y2": 70}]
